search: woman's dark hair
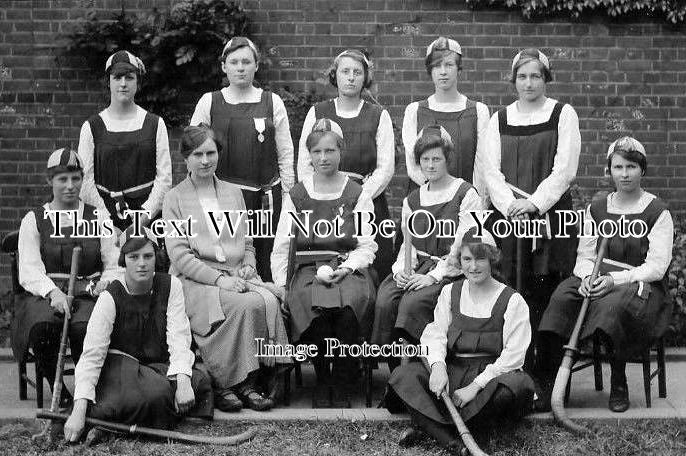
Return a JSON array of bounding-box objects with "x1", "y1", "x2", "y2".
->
[
  {"x1": 327, "y1": 49, "x2": 373, "y2": 89},
  {"x1": 180, "y1": 124, "x2": 220, "y2": 159},
  {"x1": 607, "y1": 148, "x2": 647, "y2": 175},
  {"x1": 305, "y1": 130, "x2": 345, "y2": 152},
  {"x1": 424, "y1": 49, "x2": 462, "y2": 75},
  {"x1": 117, "y1": 237, "x2": 160, "y2": 268},
  {"x1": 511, "y1": 49, "x2": 552, "y2": 84},
  {"x1": 413, "y1": 130, "x2": 454, "y2": 165}
]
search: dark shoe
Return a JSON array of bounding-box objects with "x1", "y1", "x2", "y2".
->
[
  {"x1": 330, "y1": 387, "x2": 351, "y2": 408},
  {"x1": 532, "y1": 386, "x2": 552, "y2": 413},
  {"x1": 398, "y1": 427, "x2": 424, "y2": 447},
  {"x1": 609, "y1": 384, "x2": 630, "y2": 413},
  {"x1": 236, "y1": 388, "x2": 274, "y2": 411},
  {"x1": 445, "y1": 440, "x2": 468, "y2": 456},
  {"x1": 312, "y1": 385, "x2": 332, "y2": 408},
  {"x1": 215, "y1": 390, "x2": 243, "y2": 412}
]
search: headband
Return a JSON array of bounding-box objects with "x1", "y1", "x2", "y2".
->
[
  {"x1": 459, "y1": 226, "x2": 497, "y2": 248},
  {"x1": 312, "y1": 118, "x2": 344, "y2": 140},
  {"x1": 511, "y1": 48, "x2": 550, "y2": 72},
  {"x1": 417, "y1": 124, "x2": 453, "y2": 147},
  {"x1": 426, "y1": 37, "x2": 462, "y2": 57},
  {"x1": 105, "y1": 50, "x2": 146, "y2": 74},
  {"x1": 47, "y1": 147, "x2": 82, "y2": 170},
  {"x1": 607, "y1": 136, "x2": 646, "y2": 158},
  {"x1": 119, "y1": 226, "x2": 159, "y2": 251},
  {"x1": 222, "y1": 36, "x2": 259, "y2": 59}
]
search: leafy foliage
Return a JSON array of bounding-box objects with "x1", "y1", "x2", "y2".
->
[
  {"x1": 466, "y1": 0, "x2": 686, "y2": 24},
  {"x1": 668, "y1": 217, "x2": 686, "y2": 346},
  {"x1": 62, "y1": 0, "x2": 251, "y2": 126}
]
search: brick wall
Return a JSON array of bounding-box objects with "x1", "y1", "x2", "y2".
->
[{"x1": 1, "y1": 0, "x2": 686, "y2": 294}]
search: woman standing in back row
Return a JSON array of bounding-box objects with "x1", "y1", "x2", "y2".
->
[
  {"x1": 479, "y1": 48, "x2": 581, "y2": 370},
  {"x1": 191, "y1": 37, "x2": 295, "y2": 282},
  {"x1": 298, "y1": 49, "x2": 395, "y2": 282}
]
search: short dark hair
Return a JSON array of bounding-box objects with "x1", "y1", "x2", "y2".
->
[
  {"x1": 425, "y1": 49, "x2": 462, "y2": 75},
  {"x1": 180, "y1": 124, "x2": 220, "y2": 159},
  {"x1": 305, "y1": 130, "x2": 345, "y2": 153},
  {"x1": 607, "y1": 148, "x2": 648, "y2": 175},
  {"x1": 118, "y1": 237, "x2": 159, "y2": 268},
  {"x1": 328, "y1": 49, "x2": 373, "y2": 89},
  {"x1": 413, "y1": 131, "x2": 453, "y2": 165},
  {"x1": 511, "y1": 52, "x2": 552, "y2": 84}
]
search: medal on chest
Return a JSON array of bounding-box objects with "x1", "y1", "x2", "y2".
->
[{"x1": 253, "y1": 118, "x2": 266, "y2": 143}]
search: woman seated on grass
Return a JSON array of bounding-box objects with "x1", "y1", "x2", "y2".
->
[
  {"x1": 385, "y1": 227, "x2": 534, "y2": 455},
  {"x1": 64, "y1": 229, "x2": 213, "y2": 444}
]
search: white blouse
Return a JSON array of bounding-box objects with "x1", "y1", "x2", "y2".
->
[
  {"x1": 270, "y1": 175, "x2": 377, "y2": 287},
  {"x1": 190, "y1": 86, "x2": 295, "y2": 192},
  {"x1": 479, "y1": 97, "x2": 580, "y2": 215},
  {"x1": 402, "y1": 94, "x2": 490, "y2": 201},
  {"x1": 74, "y1": 274, "x2": 195, "y2": 402},
  {"x1": 78, "y1": 105, "x2": 172, "y2": 220},
  {"x1": 422, "y1": 280, "x2": 531, "y2": 389},
  {"x1": 18, "y1": 202, "x2": 121, "y2": 298},
  {"x1": 392, "y1": 178, "x2": 482, "y2": 281},
  {"x1": 573, "y1": 191, "x2": 674, "y2": 286},
  {"x1": 297, "y1": 99, "x2": 395, "y2": 200}
]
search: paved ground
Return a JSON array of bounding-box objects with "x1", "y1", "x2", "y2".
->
[{"x1": 2, "y1": 349, "x2": 684, "y2": 422}]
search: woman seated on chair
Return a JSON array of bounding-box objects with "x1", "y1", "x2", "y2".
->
[
  {"x1": 12, "y1": 148, "x2": 120, "y2": 407},
  {"x1": 271, "y1": 118, "x2": 377, "y2": 407},
  {"x1": 63, "y1": 229, "x2": 213, "y2": 443},
  {"x1": 537, "y1": 136, "x2": 674, "y2": 413},
  {"x1": 164, "y1": 125, "x2": 290, "y2": 413},
  {"x1": 385, "y1": 227, "x2": 534, "y2": 454},
  {"x1": 371, "y1": 125, "x2": 481, "y2": 372}
]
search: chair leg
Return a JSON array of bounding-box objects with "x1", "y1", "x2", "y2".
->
[
  {"x1": 365, "y1": 361, "x2": 373, "y2": 408},
  {"x1": 18, "y1": 361, "x2": 27, "y2": 400},
  {"x1": 35, "y1": 363, "x2": 43, "y2": 409},
  {"x1": 642, "y1": 349, "x2": 651, "y2": 408},
  {"x1": 295, "y1": 362, "x2": 303, "y2": 388},
  {"x1": 657, "y1": 339, "x2": 666, "y2": 398},
  {"x1": 564, "y1": 375, "x2": 571, "y2": 405},
  {"x1": 592, "y1": 335, "x2": 603, "y2": 392},
  {"x1": 283, "y1": 366, "x2": 291, "y2": 406}
]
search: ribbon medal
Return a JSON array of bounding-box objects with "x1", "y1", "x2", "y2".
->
[{"x1": 254, "y1": 118, "x2": 266, "y2": 143}]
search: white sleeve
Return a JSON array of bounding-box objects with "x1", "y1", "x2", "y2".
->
[
  {"x1": 528, "y1": 104, "x2": 580, "y2": 214},
  {"x1": 573, "y1": 205, "x2": 597, "y2": 279},
  {"x1": 609, "y1": 210, "x2": 674, "y2": 286},
  {"x1": 270, "y1": 193, "x2": 296, "y2": 287},
  {"x1": 296, "y1": 106, "x2": 316, "y2": 182},
  {"x1": 429, "y1": 187, "x2": 481, "y2": 281},
  {"x1": 166, "y1": 276, "x2": 195, "y2": 378},
  {"x1": 402, "y1": 103, "x2": 426, "y2": 186},
  {"x1": 18, "y1": 211, "x2": 57, "y2": 298},
  {"x1": 78, "y1": 120, "x2": 110, "y2": 218},
  {"x1": 97, "y1": 210, "x2": 123, "y2": 283},
  {"x1": 421, "y1": 283, "x2": 453, "y2": 368},
  {"x1": 473, "y1": 292, "x2": 531, "y2": 388},
  {"x1": 73, "y1": 291, "x2": 115, "y2": 402},
  {"x1": 189, "y1": 92, "x2": 212, "y2": 126},
  {"x1": 272, "y1": 93, "x2": 295, "y2": 193},
  {"x1": 391, "y1": 198, "x2": 418, "y2": 276},
  {"x1": 481, "y1": 112, "x2": 515, "y2": 215},
  {"x1": 363, "y1": 109, "x2": 395, "y2": 199},
  {"x1": 339, "y1": 194, "x2": 378, "y2": 271},
  {"x1": 471, "y1": 102, "x2": 491, "y2": 207},
  {"x1": 141, "y1": 117, "x2": 172, "y2": 218}
]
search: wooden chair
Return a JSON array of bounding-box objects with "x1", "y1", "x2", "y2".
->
[
  {"x1": 281, "y1": 238, "x2": 375, "y2": 407},
  {"x1": 1, "y1": 230, "x2": 74, "y2": 408},
  {"x1": 565, "y1": 331, "x2": 667, "y2": 407}
]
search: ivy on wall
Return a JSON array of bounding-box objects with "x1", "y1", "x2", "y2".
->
[
  {"x1": 62, "y1": 0, "x2": 251, "y2": 126},
  {"x1": 466, "y1": 0, "x2": 686, "y2": 24}
]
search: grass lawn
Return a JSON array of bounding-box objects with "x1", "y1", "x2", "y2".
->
[{"x1": 0, "y1": 418, "x2": 684, "y2": 455}]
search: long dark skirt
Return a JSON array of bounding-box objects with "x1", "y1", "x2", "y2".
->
[
  {"x1": 386, "y1": 358, "x2": 534, "y2": 425},
  {"x1": 240, "y1": 184, "x2": 282, "y2": 283},
  {"x1": 539, "y1": 276, "x2": 672, "y2": 360},
  {"x1": 370, "y1": 192, "x2": 394, "y2": 284},
  {"x1": 89, "y1": 353, "x2": 214, "y2": 429},
  {"x1": 287, "y1": 264, "x2": 376, "y2": 342},
  {"x1": 11, "y1": 293, "x2": 94, "y2": 365},
  {"x1": 371, "y1": 273, "x2": 452, "y2": 345}
]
